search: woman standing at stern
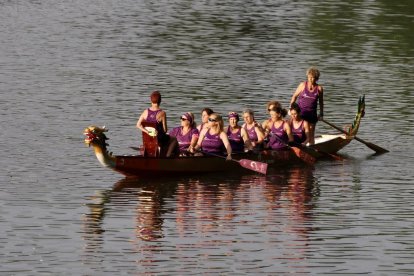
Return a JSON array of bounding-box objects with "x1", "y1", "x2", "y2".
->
[
  {"x1": 290, "y1": 67, "x2": 324, "y2": 145},
  {"x1": 136, "y1": 90, "x2": 177, "y2": 157}
]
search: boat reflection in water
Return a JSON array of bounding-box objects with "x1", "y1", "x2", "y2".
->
[{"x1": 82, "y1": 168, "x2": 318, "y2": 270}]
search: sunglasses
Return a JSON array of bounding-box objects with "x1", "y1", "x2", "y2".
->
[
  {"x1": 208, "y1": 118, "x2": 217, "y2": 122},
  {"x1": 180, "y1": 117, "x2": 188, "y2": 121}
]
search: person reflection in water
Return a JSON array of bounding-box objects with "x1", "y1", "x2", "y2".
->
[{"x1": 135, "y1": 185, "x2": 165, "y2": 241}]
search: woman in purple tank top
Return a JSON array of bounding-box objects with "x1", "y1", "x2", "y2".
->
[
  {"x1": 226, "y1": 112, "x2": 252, "y2": 153},
  {"x1": 260, "y1": 100, "x2": 284, "y2": 144},
  {"x1": 288, "y1": 103, "x2": 310, "y2": 145},
  {"x1": 190, "y1": 113, "x2": 232, "y2": 160},
  {"x1": 169, "y1": 112, "x2": 199, "y2": 155},
  {"x1": 290, "y1": 67, "x2": 324, "y2": 145},
  {"x1": 263, "y1": 106, "x2": 294, "y2": 150},
  {"x1": 197, "y1": 107, "x2": 214, "y2": 133},
  {"x1": 242, "y1": 109, "x2": 264, "y2": 149},
  {"x1": 136, "y1": 90, "x2": 177, "y2": 157}
]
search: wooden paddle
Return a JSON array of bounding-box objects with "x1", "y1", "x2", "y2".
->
[
  {"x1": 200, "y1": 151, "x2": 268, "y2": 175},
  {"x1": 270, "y1": 134, "x2": 316, "y2": 165},
  {"x1": 321, "y1": 118, "x2": 389, "y2": 154}
]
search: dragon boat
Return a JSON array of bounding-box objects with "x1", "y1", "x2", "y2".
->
[{"x1": 84, "y1": 96, "x2": 366, "y2": 177}]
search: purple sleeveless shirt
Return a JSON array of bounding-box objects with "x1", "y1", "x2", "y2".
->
[
  {"x1": 169, "y1": 127, "x2": 199, "y2": 152},
  {"x1": 290, "y1": 120, "x2": 306, "y2": 144},
  {"x1": 297, "y1": 81, "x2": 319, "y2": 124},
  {"x1": 244, "y1": 124, "x2": 258, "y2": 142},
  {"x1": 267, "y1": 121, "x2": 288, "y2": 150},
  {"x1": 202, "y1": 130, "x2": 225, "y2": 155},
  {"x1": 145, "y1": 108, "x2": 167, "y2": 142},
  {"x1": 227, "y1": 127, "x2": 244, "y2": 153}
]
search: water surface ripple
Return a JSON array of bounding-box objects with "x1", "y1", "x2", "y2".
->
[{"x1": 1, "y1": 0, "x2": 413, "y2": 274}]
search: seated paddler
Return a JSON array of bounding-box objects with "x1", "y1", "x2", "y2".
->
[
  {"x1": 189, "y1": 113, "x2": 232, "y2": 160},
  {"x1": 169, "y1": 112, "x2": 199, "y2": 156},
  {"x1": 226, "y1": 112, "x2": 253, "y2": 153},
  {"x1": 241, "y1": 109, "x2": 265, "y2": 150},
  {"x1": 136, "y1": 90, "x2": 177, "y2": 157},
  {"x1": 264, "y1": 105, "x2": 295, "y2": 150}
]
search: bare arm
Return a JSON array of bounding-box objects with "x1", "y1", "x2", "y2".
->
[
  {"x1": 290, "y1": 82, "x2": 305, "y2": 106},
  {"x1": 318, "y1": 86, "x2": 324, "y2": 117},
  {"x1": 254, "y1": 123, "x2": 265, "y2": 144},
  {"x1": 261, "y1": 119, "x2": 268, "y2": 131},
  {"x1": 220, "y1": 131, "x2": 232, "y2": 159},
  {"x1": 303, "y1": 120, "x2": 310, "y2": 145},
  {"x1": 284, "y1": 123, "x2": 294, "y2": 143},
  {"x1": 190, "y1": 130, "x2": 199, "y2": 149},
  {"x1": 136, "y1": 110, "x2": 149, "y2": 134},
  {"x1": 156, "y1": 110, "x2": 168, "y2": 132},
  {"x1": 241, "y1": 128, "x2": 253, "y2": 151},
  {"x1": 263, "y1": 120, "x2": 272, "y2": 138},
  {"x1": 192, "y1": 128, "x2": 207, "y2": 152}
]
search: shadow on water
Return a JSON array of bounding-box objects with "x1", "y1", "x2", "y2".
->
[{"x1": 81, "y1": 166, "x2": 319, "y2": 266}]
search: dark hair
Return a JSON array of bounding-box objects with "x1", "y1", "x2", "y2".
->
[
  {"x1": 202, "y1": 108, "x2": 214, "y2": 115},
  {"x1": 290, "y1": 102, "x2": 301, "y2": 114},
  {"x1": 270, "y1": 106, "x2": 288, "y2": 118},
  {"x1": 150, "y1": 90, "x2": 161, "y2": 105},
  {"x1": 266, "y1": 100, "x2": 281, "y2": 110}
]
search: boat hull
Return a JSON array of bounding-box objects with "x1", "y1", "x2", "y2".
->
[{"x1": 114, "y1": 150, "x2": 302, "y2": 177}]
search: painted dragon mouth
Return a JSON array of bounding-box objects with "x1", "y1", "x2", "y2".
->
[
  {"x1": 84, "y1": 131, "x2": 97, "y2": 144},
  {"x1": 84, "y1": 126, "x2": 107, "y2": 145}
]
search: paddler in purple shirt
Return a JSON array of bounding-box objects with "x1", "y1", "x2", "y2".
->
[
  {"x1": 264, "y1": 106, "x2": 294, "y2": 150},
  {"x1": 197, "y1": 107, "x2": 214, "y2": 133},
  {"x1": 226, "y1": 112, "x2": 253, "y2": 153},
  {"x1": 288, "y1": 103, "x2": 310, "y2": 145},
  {"x1": 241, "y1": 109, "x2": 265, "y2": 150},
  {"x1": 190, "y1": 113, "x2": 232, "y2": 160},
  {"x1": 169, "y1": 112, "x2": 199, "y2": 156},
  {"x1": 290, "y1": 67, "x2": 324, "y2": 145}
]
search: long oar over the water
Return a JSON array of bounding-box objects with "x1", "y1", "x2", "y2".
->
[
  {"x1": 201, "y1": 151, "x2": 268, "y2": 175},
  {"x1": 321, "y1": 118, "x2": 389, "y2": 154}
]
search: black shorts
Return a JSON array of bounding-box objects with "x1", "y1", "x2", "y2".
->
[{"x1": 301, "y1": 111, "x2": 318, "y2": 124}]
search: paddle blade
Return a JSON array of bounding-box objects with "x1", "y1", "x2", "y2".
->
[
  {"x1": 291, "y1": 147, "x2": 316, "y2": 165},
  {"x1": 358, "y1": 139, "x2": 389, "y2": 154},
  {"x1": 239, "y1": 159, "x2": 268, "y2": 175},
  {"x1": 322, "y1": 118, "x2": 389, "y2": 154}
]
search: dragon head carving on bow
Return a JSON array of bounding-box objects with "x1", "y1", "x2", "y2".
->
[
  {"x1": 84, "y1": 125, "x2": 109, "y2": 150},
  {"x1": 84, "y1": 126, "x2": 116, "y2": 168}
]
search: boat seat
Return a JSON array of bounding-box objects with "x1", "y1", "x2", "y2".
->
[{"x1": 141, "y1": 121, "x2": 160, "y2": 157}]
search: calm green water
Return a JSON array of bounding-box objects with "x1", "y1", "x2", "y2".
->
[{"x1": 1, "y1": 0, "x2": 413, "y2": 274}]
